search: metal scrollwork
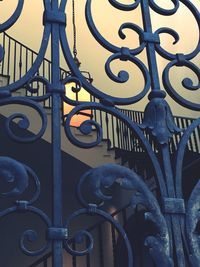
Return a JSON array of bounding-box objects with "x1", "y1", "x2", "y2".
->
[
  {"x1": 20, "y1": 229, "x2": 50, "y2": 256},
  {"x1": 0, "y1": 0, "x2": 24, "y2": 33},
  {"x1": 64, "y1": 205, "x2": 133, "y2": 266},
  {"x1": 160, "y1": 0, "x2": 200, "y2": 111},
  {"x1": 149, "y1": 0, "x2": 179, "y2": 16},
  {"x1": 76, "y1": 163, "x2": 172, "y2": 266},
  {"x1": 186, "y1": 180, "x2": 200, "y2": 265},
  {"x1": 0, "y1": 156, "x2": 29, "y2": 197},
  {"x1": 0, "y1": 157, "x2": 51, "y2": 257},
  {"x1": 0, "y1": 0, "x2": 199, "y2": 266},
  {"x1": 108, "y1": 0, "x2": 140, "y2": 11},
  {"x1": 163, "y1": 59, "x2": 200, "y2": 110},
  {"x1": 1, "y1": 98, "x2": 48, "y2": 143},
  {"x1": 64, "y1": 228, "x2": 94, "y2": 256}
]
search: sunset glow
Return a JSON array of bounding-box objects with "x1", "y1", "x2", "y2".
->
[{"x1": 63, "y1": 82, "x2": 91, "y2": 127}]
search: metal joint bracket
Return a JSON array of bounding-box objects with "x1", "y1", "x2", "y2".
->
[
  {"x1": 120, "y1": 47, "x2": 131, "y2": 61},
  {"x1": 175, "y1": 53, "x2": 186, "y2": 66},
  {"x1": 148, "y1": 90, "x2": 166, "y2": 100},
  {"x1": 15, "y1": 200, "x2": 29, "y2": 211},
  {"x1": 47, "y1": 84, "x2": 65, "y2": 94},
  {"x1": 163, "y1": 198, "x2": 185, "y2": 214},
  {"x1": 87, "y1": 204, "x2": 97, "y2": 215},
  {"x1": 43, "y1": 10, "x2": 66, "y2": 26},
  {"x1": 140, "y1": 32, "x2": 160, "y2": 44},
  {"x1": 47, "y1": 227, "x2": 68, "y2": 240}
]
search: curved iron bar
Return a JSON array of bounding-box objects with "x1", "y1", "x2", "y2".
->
[
  {"x1": 0, "y1": 0, "x2": 24, "y2": 33},
  {"x1": 64, "y1": 101, "x2": 167, "y2": 197},
  {"x1": 64, "y1": 207, "x2": 134, "y2": 266},
  {"x1": 149, "y1": 0, "x2": 179, "y2": 16},
  {"x1": 0, "y1": 0, "x2": 199, "y2": 266},
  {"x1": 186, "y1": 180, "x2": 200, "y2": 266},
  {"x1": 160, "y1": 0, "x2": 200, "y2": 111},
  {"x1": 85, "y1": 0, "x2": 145, "y2": 55},
  {"x1": 0, "y1": 156, "x2": 51, "y2": 257},
  {"x1": 163, "y1": 59, "x2": 200, "y2": 111},
  {"x1": 75, "y1": 164, "x2": 172, "y2": 266},
  {"x1": 175, "y1": 118, "x2": 200, "y2": 197},
  {"x1": 0, "y1": 96, "x2": 48, "y2": 143},
  {"x1": 108, "y1": 0, "x2": 140, "y2": 11},
  {"x1": 0, "y1": 1, "x2": 51, "y2": 93},
  {"x1": 0, "y1": 205, "x2": 51, "y2": 257},
  {"x1": 59, "y1": 16, "x2": 151, "y2": 105},
  {"x1": 24, "y1": 76, "x2": 51, "y2": 103},
  {"x1": 0, "y1": 157, "x2": 40, "y2": 204}
]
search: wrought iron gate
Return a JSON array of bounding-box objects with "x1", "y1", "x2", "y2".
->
[{"x1": 0, "y1": 0, "x2": 199, "y2": 266}]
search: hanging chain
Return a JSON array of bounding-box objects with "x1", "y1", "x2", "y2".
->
[{"x1": 72, "y1": 0, "x2": 77, "y2": 58}]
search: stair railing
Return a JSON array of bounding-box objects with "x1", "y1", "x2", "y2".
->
[
  {"x1": 0, "y1": 32, "x2": 199, "y2": 157},
  {"x1": 90, "y1": 95, "x2": 200, "y2": 155},
  {"x1": 0, "y1": 31, "x2": 69, "y2": 107}
]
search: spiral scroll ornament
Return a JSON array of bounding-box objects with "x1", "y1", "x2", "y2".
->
[{"x1": 0, "y1": 0, "x2": 199, "y2": 266}]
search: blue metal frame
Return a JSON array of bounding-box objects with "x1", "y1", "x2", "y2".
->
[{"x1": 0, "y1": 0, "x2": 199, "y2": 266}]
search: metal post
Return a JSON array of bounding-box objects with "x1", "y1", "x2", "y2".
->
[{"x1": 51, "y1": 0, "x2": 63, "y2": 266}]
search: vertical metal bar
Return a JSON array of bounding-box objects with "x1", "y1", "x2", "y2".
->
[
  {"x1": 162, "y1": 145, "x2": 185, "y2": 266},
  {"x1": 122, "y1": 207, "x2": 127, "y2": 226},
  {"x1": 105, "y1": 113, "x2": 110, "y2": 149},
  {"x1": 86, "y1": 238, "x2": 91, "y2": 267},
  {"x1": 127, "y1": 111, "x2": 132, "y2": 151},
  {"x1": 44, "y1": 259, "x2": 48, "y2": 267},
  {"x1": 116, "y1": 118, "x2": 120, "y2": 148},
  {"x1": 93, "y1": 97, "x2": 97, "y2": 122},
  {"x1": 119, "y1": 118, "x2": 123, "y2": 149},
  {"x1": 111, "y1": 115, "x2": 115, "y2": 148},
  {"x1": 90, "y1": 94, "x2": 93, "y2": 120},
  {"x1": 25, "y1": 48, "x2": 28, "y2": 96},
  {"x1": 193, "y1": 126, "x2": 199, "y2": 153},
  {"x1": 36, "y1": 69, "x2": 40, "y2": 96},
  {"x1": 184, "y1": 118, "x2": 193, "y2": 151},
  {"x1": 72, "y1": 242, "x2": 77, "y2": 267},
  {"x1": 51, "y1": 1, "x2": 63, "y2": 266},
  {"x1": 19, "y1": 44, "x2": 22, "y2": 78},
  {"x1": 140, "y1": 0, "x2": 161, "y2": 93},
  {"x1": 197, "y1": 126, "x2": 200, "y2": 153},
  {"x1": 7, "y1": 36, "x2": 11, "y2": 78},
  {"x1": 98, "y1": 225, "x2": 104, "y2": 267},
  {"x1": 111, "y1": 224, "x2": 117, "y2": 267},
  {"x1": 100, "y1": 109, "x2": 103, "y2": 129},
  {"x1": 13, "y1": 41, "x2": 17, "y2": 82},
  {"x1": 43, "y1": 60, "x2": 46, "y2": 106},
  {"x1": 129, "y1": 110, "x2": 134, "y2": 150},
  {"x1": 172, "y1": 117, "x2": 179, "y2": 152},
  {"x1": 1, "y1": 32, "x2": 6, "y2": 74}
]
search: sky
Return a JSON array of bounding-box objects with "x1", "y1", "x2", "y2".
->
[{"x1": 0, "y1": 0, "x2": 200, "y2": 118}]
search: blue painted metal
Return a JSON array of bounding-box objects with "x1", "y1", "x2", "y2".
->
[{"x1": 0, "y1": 0, "x2": 199, "y2": 266}]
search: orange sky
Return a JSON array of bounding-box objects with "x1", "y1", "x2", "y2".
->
[{"x1": 1, "y1": 0, "x2": 199, "y2": 118}]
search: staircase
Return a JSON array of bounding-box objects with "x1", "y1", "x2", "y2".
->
[{"x1": 0, "y1": 32, "x2": 200, "y2": 267}]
